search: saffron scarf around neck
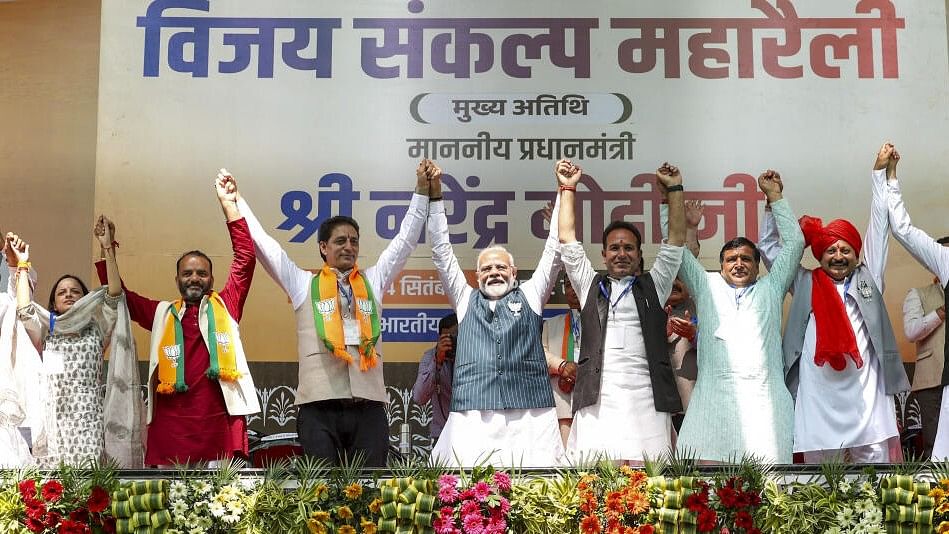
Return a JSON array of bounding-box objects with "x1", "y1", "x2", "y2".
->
[
  {"x1": 156, "y1": 292, "x2": 241, "y2": 394},
  {"x1": 311, "y1": 265, "x2": 381, "y2": 371}
]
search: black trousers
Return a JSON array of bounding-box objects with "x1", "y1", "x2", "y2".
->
[
  {"x1": 916, "y1": 386, "x2": 944, "y2": 459},
  {"x1": 296, "y1": 399, "x2": 389, "y2": 467}
]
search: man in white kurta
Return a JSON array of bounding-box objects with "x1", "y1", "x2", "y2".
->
[
  {"x1": 428, "y1": 162, "x2": 564, "y2": 467},
  {"x1": 557, "y1": 161, "x2": 687, "y2": 462},
  {"x1": 885, "y1": 150, "x2": 949, "y2": 459},
  {"x1": 759, "y1": 144, "x2": 908, "y2": 463}
]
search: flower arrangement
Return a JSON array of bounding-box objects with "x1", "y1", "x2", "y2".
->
[
  {"x1": 432, "y1": 470, "x2": 512, "y2": 534},
  {"x1": 14, "y1": 473, "x2": 115, "y2": 534},
  {"x1": 165, "y1": 477, "x2": 250, "y2": 533},
  {"x1": 684, "y1": 476, "x2": 763, "y2": 534},
  {"x1": 825, "y1": 477, "x2": 884, "y2": 534},
  {"x1": 576, "y1": 465, "x2": 654, "y2": 534}
]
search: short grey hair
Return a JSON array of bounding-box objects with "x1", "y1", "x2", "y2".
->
[{"x1": 476, "y1": 246, "x2": 515, "y2": 270}]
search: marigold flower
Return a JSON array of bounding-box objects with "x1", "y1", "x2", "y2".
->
[
  {"x1": 306, "y1": 519, "x2": 327, "y2": 534},
  {"x1": 311, "y1": 510, "x2": 332, "y2": 523},
  {"x1": 338, "y1": 526, "x2": 356, "y2": 534},
  {"x1": 368, "y1": 498, "x2": 383, "y2": 514},
  {"x1": 344, "y1": 483, "x2": 363, "y2": 500},
  {"x1": 337, "y1": 505, "x2": 354, "y2": 519}
]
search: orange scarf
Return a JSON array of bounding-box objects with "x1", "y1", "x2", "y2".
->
[{"x1": 311, "y1": 265, "x2": 380, "y2": 371}]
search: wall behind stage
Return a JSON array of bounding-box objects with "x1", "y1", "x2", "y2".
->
[
  {"x1": 0, "y1": 0, "x2": 100, "y2": 304},
  {"x1": 94, "y1": 0, "x2": 949, "y2": 366},
  {"x1": 2, "y1": 0, "x2": 949, "y2": 369}
]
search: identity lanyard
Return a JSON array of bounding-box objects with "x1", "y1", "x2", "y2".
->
[
  {"x1": 337, "y1": 280, "x2": 354, "y2": 315},
  {"x1": 842, "y1": 275, "x2": 853, "y2": 303},
  {"x1": 49, "y1": 312, "x2": 57, "y2": 335},
  {"x1": 599, "y1": 277, "x2": 637, "y2": 318},
  {"x1": 570, "y1": 310, "x2": 581, "y2": 343}
]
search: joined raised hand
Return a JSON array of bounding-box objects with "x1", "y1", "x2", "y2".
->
[
  {"x1": 94, "y1": 215, "x2": 115, "y2": 249},
  {"x1": 555, "y1": 158, "x2": 582, "y2": 188},
  {"x1": 215, "y1": 168, "x2": 239, "y2": 202}
]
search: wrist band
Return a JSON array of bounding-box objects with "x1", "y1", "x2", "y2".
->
[
  {"x1": 665, "y1": 184, "x2": 684, "y2": 193},
  {"x1": 429, "y1": 196, "x2": 442, "y2": 201},
  {"x1": 559, "y1": 185, "x2": 576, "y2": 192},
  {"x1": 17, "y1": 261, "x2": 30, "y2": 270}
]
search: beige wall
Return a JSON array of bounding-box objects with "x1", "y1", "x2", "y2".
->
[{"x1": 0, "y1": 0, "x2": 100, "y2": 303}]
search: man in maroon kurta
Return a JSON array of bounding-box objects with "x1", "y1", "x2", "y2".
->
[{"x1": 97, "y1": 180, "x2": 255, "y2": 465}]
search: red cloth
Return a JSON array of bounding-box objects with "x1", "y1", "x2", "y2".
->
[
  {"x1": 97, "y1": 218, "x2": 256, "y2": 465},
  {"x1": 798, "y1": 215, "x2": 863, "y2": 371}
]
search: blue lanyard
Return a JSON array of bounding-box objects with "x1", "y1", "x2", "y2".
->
[
  {"x1": 570, "y1": 310, "x2": 581, "y2": 342},
  {"x1": 599, "y1": 277, "x2": 637, "y2": 316},
  {"x1": 49, "y1": 312, "x2": 57, "y2": 335}
]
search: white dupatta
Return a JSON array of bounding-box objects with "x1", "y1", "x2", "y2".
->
[{"x1": 28, "y1": 287, "x2": 145, "y2": 468}]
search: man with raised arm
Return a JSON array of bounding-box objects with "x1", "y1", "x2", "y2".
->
[
  {"x1": 903, "y1": 237, "x2": 949, "y2": 458},
  {"x1": 759, "y1": 143, "x2": 908, "y2": 463},
  {"x1": 558, "y1": 161, "x2": 687, "y2": 462},
  {"x1": 884, "y1": 147, "x2": 949, "y2": 459},
  {"x1": 97, "y1": 175, "x2": 259, "y2": 466},
  {"x1": 675, "y1": 170, "x2": 804, "y2": 463},
  {"x1": 427, "y1": 160, "x2": 564, "y2": 467},
  {"x1": 233, "y1": 162, "x2": 435, "y2": 466}
]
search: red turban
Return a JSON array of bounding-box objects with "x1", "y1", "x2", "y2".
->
[
  {"x1": 798, "y1": 215, "x2": 864, "y2": 371},
  {"x1": 799, "y1": 215, "x2": 862, "y2": 262}
]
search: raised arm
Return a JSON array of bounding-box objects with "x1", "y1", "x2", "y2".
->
[
  {"x1": 557, "y1": 159, "x2": 596, "y2": 304},
  {"x1": 94, "y1": 215, "x2": 122, "y2": 298},
  {"x1": 651, "y1": 163, "x2": 687, "y2": 302},
  {"x1": 214, "y1": 172, "x2": 256, "y2": 320},
  {"x1": 427, "y1": 163, "x2": 473, "y2": 316},
  {"x1": 365, "y1": 159, "x2": 432, "y2": 299},
  {"x1": 232, "y1": 171, "x2": 313, "y2": 310},
  {"x1": 886, "y1": 168, "x2": 949, "y2": 287},
  {"x1": 759, "y1": 170, "x2": 805, "y2": 296},
  {"x1": 9, "y1": 234, "x2": 43, "y2": 348},
  {"x1": 757, "y1": 171, "x2": 785, "y2": 271},
  {"x1": 522, "y1": 169, "x2": 562, "y2": 314},
  {"x1": 864, "y1": 143, "x2": 896, "y2": 291}
]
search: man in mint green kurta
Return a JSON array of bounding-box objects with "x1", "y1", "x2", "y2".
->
[{"x1": 675, "y1": 171, "x2": 804, "y2": 463}]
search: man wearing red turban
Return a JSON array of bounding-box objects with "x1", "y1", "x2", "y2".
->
[{"x1": 759, "y1": 143, "x2": 909, "y2": 464}]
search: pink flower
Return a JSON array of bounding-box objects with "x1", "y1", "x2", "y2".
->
[
  {"x1": 460, "y1": 499, "x2": 480, "y2": 517},
  {"x1": 434, "y1": 509, "x2": 459, "y2": 534},
  {"x1": 438, "y1": 475, "x2": 460, "y2": 504},
  {"x1": 472, "y1": 482, "x2": 492, "y2": 502},
  {"x1": 498, "y1": 496, "x2": 510, "y2": 514},
  {"x1": 492, "y1": 472, "x2": 511, "y2": 493},
  {"x1": 462, "y1": 511, "x2": 484, "y2": 533}
]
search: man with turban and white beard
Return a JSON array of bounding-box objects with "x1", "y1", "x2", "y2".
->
[{"x1": 759, "y1": 142, "x2": 909, "y2": 463}]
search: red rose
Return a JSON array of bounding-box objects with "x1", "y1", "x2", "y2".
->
[
  {"x1": 640, "y1": 526, "x2": 655, "y2": 534},
  {"x1": 41, "y1": 480, "x2": 64, "y2": 502},
  {"x1": 86, "y1": 486, "x2": 110, "y2": 513},
  {"x1": 18, "y1": 479, "x2": 37, "y2": 499}
]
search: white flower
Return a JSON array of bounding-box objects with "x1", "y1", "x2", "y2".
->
[
  {"x1": 836, "y1": 506, "x2": 854, "y2": 524},
  {"x1": 222, "y1": 512, "x2": 241, "y2": 524},
  {"x1": 208, "y1": 500, "x2": 226, "y2": 518},
  {"x1": 824, "y1": 527, "x2": 842, "y2": 534},
  {"x1": 188, "y1": 527, "x2": 206, "y2": 534},
  {"x1": 198, "y1": 516, "x2": 214, "y2": 529},
  {"x1": 170, "y1": 482, "x2": 188, "y2": 500},
  {"x1": 171, "y1": 500, "x2": 189, "y2": 514},
  {"x1": 838, "y1": 480, "x2": 852, "y2": 493},
  {"x1": 193, "y1": 480, "x2": 213, "y2": 495}
]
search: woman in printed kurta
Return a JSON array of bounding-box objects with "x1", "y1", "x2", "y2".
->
[{"x1": 15, "y1": 218, "x2": 123, "y2": 467}]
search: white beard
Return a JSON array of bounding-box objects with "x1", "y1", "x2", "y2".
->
[{"x1": 480, "y1": 279, "x2": 513, "y2": 299}]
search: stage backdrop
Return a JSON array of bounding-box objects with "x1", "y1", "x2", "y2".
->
[{"x1": 93, "y1": 0, "x2": 949, "y2": 447}]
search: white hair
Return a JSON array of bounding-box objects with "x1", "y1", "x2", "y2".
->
[{"x1": 476, "y1": 246, "x2": 515, "y2": 270}]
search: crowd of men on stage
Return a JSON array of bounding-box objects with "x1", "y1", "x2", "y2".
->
[{"x1": 2, "y1": 141, "x2": 946, "y2": 468}]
